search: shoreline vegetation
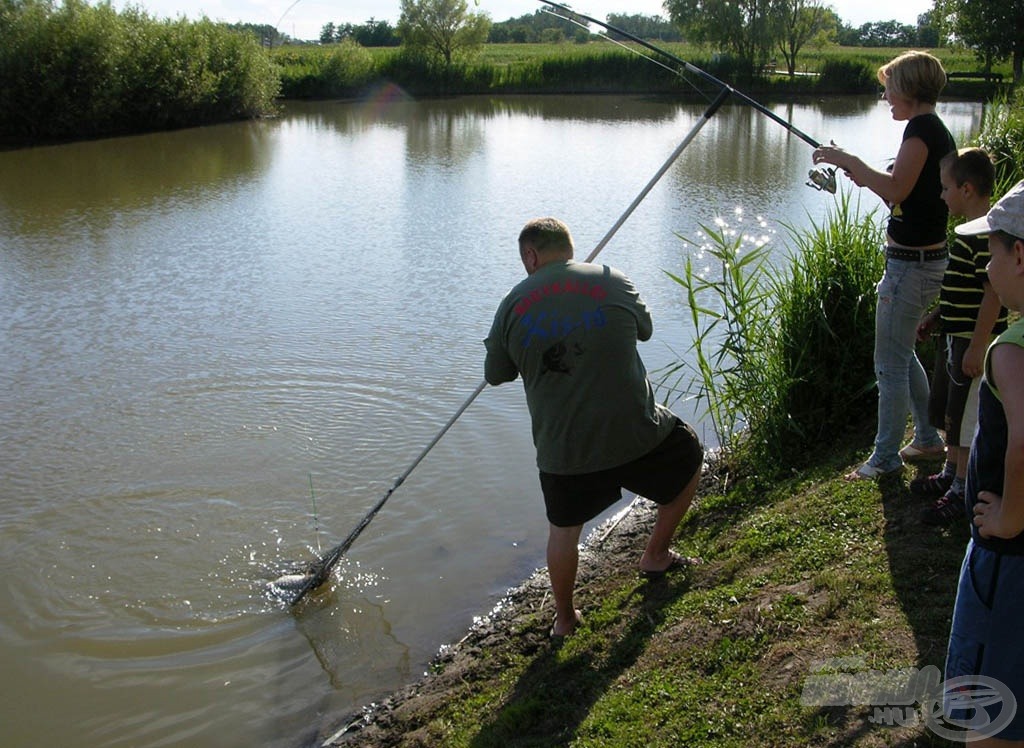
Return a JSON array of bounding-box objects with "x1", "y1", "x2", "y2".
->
[{"x1": 0, "y1": 0, "x2": 1013, "y2": 145}]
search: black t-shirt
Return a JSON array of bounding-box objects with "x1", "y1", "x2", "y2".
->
[{"x1": 886, "y1": 113, "x2": 955, "y2": 246}]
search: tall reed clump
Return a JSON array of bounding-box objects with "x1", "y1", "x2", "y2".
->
[
  {"x1": 972, "y1": 89, "x2": 1024, "y2": 193},
  {"x1": 662, "y1": 194, "x2": 885, "y2": 478},
  {"x1": 816, "y1": 59, "x2": 877, "y2": 94},
  {"x1": 0, "y1": 0, "x2": 279, "y2": 141},
  {"x1": 275, "y1": 41, "x2": 376, "y2": 98}
]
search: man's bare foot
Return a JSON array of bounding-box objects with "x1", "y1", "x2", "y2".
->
[{"x1": 550, "y1": 609, "x2": 582, "y2": 638}]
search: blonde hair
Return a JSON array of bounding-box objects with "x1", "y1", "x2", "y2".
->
[
  {"x1": 877, "y1": 51, "x2": 947, "y2": 105},
  {"x1": 518, "y1": 217, "x2": 574, "y2": 256}
]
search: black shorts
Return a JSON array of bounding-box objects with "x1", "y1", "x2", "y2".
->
[
  {"x1": 540, "y1": 417, "x2": 703, "y2": 528},
  {"x1": 927, "y1": 335, "x2": 977, "y2": 448}
]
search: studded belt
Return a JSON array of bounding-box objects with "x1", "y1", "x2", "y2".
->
[{"x1": 885, "y1": 246, "x2": 948, "y2": 262}]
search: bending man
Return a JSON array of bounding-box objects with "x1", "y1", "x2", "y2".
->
[{"x1": 484, "y1": 217, "x2": 703, "y2": 637}]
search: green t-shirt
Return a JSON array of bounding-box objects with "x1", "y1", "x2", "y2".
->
[{"x1": 484, "y1": 260, "x2": 674, "y2": 474}]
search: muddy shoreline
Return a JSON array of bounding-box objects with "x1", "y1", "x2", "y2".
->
[{"x1": 314, "y1": 482, "x2": 713, "y2": 747}]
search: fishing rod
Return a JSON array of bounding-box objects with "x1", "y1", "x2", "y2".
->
[
  {"x1": 538, "y1": 0, "x2": 837, "y2": 193},
  {"x1": 273, "y1": 86, "x2": 735, "y2": 606}
]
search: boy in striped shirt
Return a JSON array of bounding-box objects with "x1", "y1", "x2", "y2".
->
[{"x1": 915, "y1": 148, "x2": 1008, "y2": 524}]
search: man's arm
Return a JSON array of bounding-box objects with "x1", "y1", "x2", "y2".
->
[{"x1": 484, "y1": 309, "x2": 518, "y2": 385}]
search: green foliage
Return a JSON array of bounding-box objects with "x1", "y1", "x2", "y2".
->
[
  {"x1": 662, "y1": 195, "x2": 885, "y2": 475},
  {"x1": 665, "y1": 0, "x2": 773, "y2": 66},
  {"x1": 275, "y1": 41, "x2": 376, "y2": 98},
  {"x1": 488, "y1": 8, "x2": 588, "y2": 44},
  {"x1": 816, "y1": 58, "x2": 877, "y2": 92},
  {"x1": 398, "y1": 0, "x2": 491, "y2": 67},
  {"x1": 0, "y1": 0, "x2": 279, "y2": 140},
  {"x1": 934, "y1": 0, "x2": 1024, "y2": 82},
  {"x1": 772, "y1": 200, "x2": 886, "y2": 461},
  {"x1": 660, "y1": 225, "x2": 785, "y2": 463},
  {"x1": 972, "y1": 89, "x2": 1024, "y2": 191}
]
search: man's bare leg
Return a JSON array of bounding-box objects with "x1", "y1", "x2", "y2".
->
[
  {"x1": 547, "y1": 523, "x2": 584, "y2": 636},
  {"x1": 639, "y1": 470, "x2": 700, "y2": 574}
]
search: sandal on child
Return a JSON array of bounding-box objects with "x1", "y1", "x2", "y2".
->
[{"x1": 909, "y1": 471, "x2": 954, "y2": 499}]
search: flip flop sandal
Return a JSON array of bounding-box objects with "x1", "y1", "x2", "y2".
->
[{"x1": 640, "y1": 553, "x2": 703, "y2": 580}]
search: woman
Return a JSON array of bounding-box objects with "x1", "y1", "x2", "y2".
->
[{"x1": 813, "y1": 51, "x2": 955, "y2": 481}]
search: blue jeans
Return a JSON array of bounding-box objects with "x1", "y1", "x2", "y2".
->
[{"x1": 867, "y1": 256, "x2": 946, "y2": 472}]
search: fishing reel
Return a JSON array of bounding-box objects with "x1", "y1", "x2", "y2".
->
[{"x1": 806, "y1": 166, "x2": 837, "y2": 193}]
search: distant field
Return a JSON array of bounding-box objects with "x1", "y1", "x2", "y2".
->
[
  {"x1": 357, "y1": 40, "x2": 1005, "y2": 77},
  {"x1": 277, "y1": 41, "x2": 1010, "y2": 100}
]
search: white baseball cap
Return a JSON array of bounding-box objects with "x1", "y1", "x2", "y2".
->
[{"x1": 956, "y1": 179, "x2": 1024, "y2": 237}]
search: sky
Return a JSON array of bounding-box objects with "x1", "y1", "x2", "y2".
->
[{"x1": 109, "y1": 0, "x2": 936, "y2": 43}]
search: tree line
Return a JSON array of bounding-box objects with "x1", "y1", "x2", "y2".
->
[{"x1": 321, "y1": 0, "x2": 1021, "y2": 83}]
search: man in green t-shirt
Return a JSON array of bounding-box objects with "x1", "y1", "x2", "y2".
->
[{"x1": 485, "y1": 217, "x2": 703, "y2": 637}]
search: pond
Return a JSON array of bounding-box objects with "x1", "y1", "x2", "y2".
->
[{"x1": 0, "y1": 92, "x2": 983, "y2": 747}]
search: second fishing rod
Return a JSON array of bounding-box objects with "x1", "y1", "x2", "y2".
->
[{"x1": 538, "y1": 0, "x2": 837, "y2": 193}]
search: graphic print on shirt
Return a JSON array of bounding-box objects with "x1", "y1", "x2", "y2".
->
[
  {"x1": 542, "y1": 339, "x2": 587, "y2": 375},
  {"x1": 514, "y1": 278, "x2": 610, "y2": 377}
]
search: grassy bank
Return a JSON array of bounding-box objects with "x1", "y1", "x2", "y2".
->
[{"x1": 327, "y1": 436, "x2": 968, "y2": 747}]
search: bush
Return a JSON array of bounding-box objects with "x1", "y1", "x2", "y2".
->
[
  {"x1": 0, "y1": 0, "x2": 279, "y2": 140},
  {"x1": 277, "y1": 41, "x2": 376, "y2": 98},
  {"x1": 972, "y1": 89, "x2": 1024, "y2": 193},
  {"x1": 817, "y1": 59, "x2": 877, "y2": 93}
]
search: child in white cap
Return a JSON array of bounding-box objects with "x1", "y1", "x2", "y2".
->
[{"x1": 942, "y1": 180, "x2": 1024, "y2": 743}]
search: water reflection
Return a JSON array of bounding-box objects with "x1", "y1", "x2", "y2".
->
[{"x1": 0, "y1": 122, "x2": 273, "y2": 236}]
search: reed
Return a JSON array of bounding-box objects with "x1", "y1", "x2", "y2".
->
[{"x1": 661, "y1": 194, "x2": 885, "y2": 477}]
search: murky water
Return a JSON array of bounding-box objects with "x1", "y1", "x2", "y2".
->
[{"x1": 0, "y1": 93, "x2": 982, "y2": 747}]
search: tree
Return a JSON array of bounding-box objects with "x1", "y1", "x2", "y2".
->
[
  {"x1": 935, "y1": 0, "x2": 1023, "y2": 82},
  {"x1": 665, "y1": 0, "x2": 774, "y2": 68},
  {"x1": 605, "y1": 13, "x2": 682, "y2": 41},
  {"x1": 915, "y1": 10, "x2": 940, "y2": 47},
  {"x1": 397, "y1": 0, "x2": 491, "y2": 66},
  {"x1": 772, "y1": 0, "x2": 831, "y2": 75},
  {"x1": 488, "y1": 9, "x2": 578, "y2": 43}
]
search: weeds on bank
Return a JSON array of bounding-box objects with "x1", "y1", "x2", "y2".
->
[{"x1": 658, "y1": 193, "x2": 885, "y2": 479}]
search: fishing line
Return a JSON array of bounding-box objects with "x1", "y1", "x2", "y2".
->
[
  {"x1": 538, "y1": 0, "x2": 837, "y2": 193},
  {"x1": 539, "y1": 6, "x2": 711, "y2": 103},
  {"x1": 273, "y1": 90, "x2": 732, "y2": 607},
  {"x1": 273, "y1": 2, "x2": 836, "y2": 607}
]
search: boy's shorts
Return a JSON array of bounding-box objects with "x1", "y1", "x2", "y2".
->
[
  {"x1": 928, "y1": 335, "x2": 983, "y2": 447},
  {"x1": 540, "y1": 417, "x2": 703, "y2": 528},
  {"x1": 944, "y1": 540, "x2": 1024, "y2": 740}
]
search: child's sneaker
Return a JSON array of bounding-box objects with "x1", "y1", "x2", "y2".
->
[
  {"x1": 909, "y1": 471, "x2": 954, "y2": 499},
  {"x1": 921, "y1": 489, "x2": 965, "y2": 526}
]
